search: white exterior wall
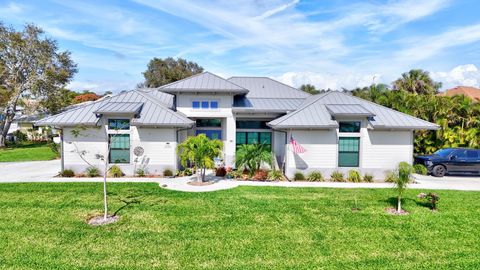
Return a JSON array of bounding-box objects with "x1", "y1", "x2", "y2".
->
[
  {"x1": 62, "y1": 124, "x2": 177, "y2": 176},
  {"x1": 284, "y1": 123, "x2": 414, "y2": 180}
]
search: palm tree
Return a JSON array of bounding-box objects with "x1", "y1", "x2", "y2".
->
[
  {"x1": 235, "y1": 143, "x2": 272, "y2": 175},
  {"x1": 392, "y1": 162, "x2": 414, "y2": 212},
  {"x1": 177, "y1": 134, "x2": 223, "y2": 182},
  {"x1": 393, "y1": 69, "x2": 442, "y2": 95}
]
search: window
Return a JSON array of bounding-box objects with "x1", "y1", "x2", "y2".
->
[
  {"x1": 109, "y1": 134, "x2": 130, "y2": 163},
  {"x1": 196, "y1": 119, "x2": 222, "y2": 127},
  {"x1": 339, "y1": 121, "x2": 361, "y2": 133},
  {"x1": 108, "y1": 119, "x2": 130, "y2": 130},
  {"x1": 210, "y1": 101, "x2": 219, "y2": 109},
  {"x1": 236, "y1": 132, "x2": 272, "y2": 149},
  {"x1": 201, "y1": 101, "x2": 209, "y2": 109},
  {"x1": 338, "y1": 137, "x2": 359, "y2": 167},
  {"x1": 192, "y1": 101, "x2": 200, "y2": 109},
  {"x1": 236, "y1": 120, "x2": 269, "y2": 129},
  {"x1": 454, "y1": 150, "x2": 467, "y2": 159}
]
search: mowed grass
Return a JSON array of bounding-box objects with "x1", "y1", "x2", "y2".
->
[
  {"x1": 0, "y1": 142, "x2": 57, "y2": 162},
  {"x1": 1, "y1": 183, "x2": 480, "y2": 269}
]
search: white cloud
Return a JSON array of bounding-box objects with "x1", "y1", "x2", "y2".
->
[
  {"x1": 0, "y1": 2, "x2": 26, "y2": 15},
  {"x1": 432, "y1": 64, "x2": 480, "y2": 90},
  {"x1": 68, "y1": 80, "x2": 137, "y2": 93}
]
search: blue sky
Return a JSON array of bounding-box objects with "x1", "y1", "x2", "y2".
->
[{"x1": 1, "y1": 0, "x2": 480, "y2": 93}]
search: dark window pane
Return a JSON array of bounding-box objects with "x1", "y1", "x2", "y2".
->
[
  {"x1": 196, "y1": 119, "x2": 222, "y2": 127},
  {"x1": 259, "y1": 132, "x2": 272, "y2": 145},
  {"x1": 236, "y1": 132, "x2": 246, "y2": 144},
  {"x1": 108, "y1": 119, "x2": 130, "y2": 130},
  {"x1": 338, "y1": 137, "x2": 359, "y2": 167},
  {"x1": 210, "y1": 101, "x2": 218, "y2": 109},
  {"x1": 236, "y1": 121, "x2": 269, "y2": 129},
  {"x1": 454, "y1": 150, "x2": 467, "y2": 158},
  {"x1": 201, "y1": 101, "x2": 209, "y2": 109},
  {"x1": 247, "y1": 132, "x2": 259, "y2": 144},
  {"x1": 339, "y1": 121, "x2": 361, "y2": 133},
  {"x1": 192, "y1": 101, "x2": 200, "y2": 109}
]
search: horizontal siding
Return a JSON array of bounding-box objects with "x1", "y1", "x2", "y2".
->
[
  {"x1": 63, "y1": 127, "x2": 107, "y2": 169},
  {"x1": 131, "y1": 128, "x2": 177, "y2": 171},
  {"x1": 361, "y1": 130, "x2": 412, "y2": 169}
]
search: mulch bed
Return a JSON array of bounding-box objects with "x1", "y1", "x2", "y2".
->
[
  {"x1": 87, "y1": 215, "x2": 119, "y2": 226},
  {"x1": 385, "y1": 208, "x2": 409, "y2": 215}
]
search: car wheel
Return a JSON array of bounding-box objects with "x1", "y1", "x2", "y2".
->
[{"x1": 432, "y1": 165, "x2": 446, "y2": 177}]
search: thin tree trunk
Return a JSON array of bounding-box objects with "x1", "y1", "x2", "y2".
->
[
  {"x1": 103, "y1": 161, "x2": 108, "y2": 220},
  {"x1": 0, "y1": 112, "x2": 13, "y2": 148},
  {"x1": 397, "y1": 196, "x2": 401, "y2": 212}
]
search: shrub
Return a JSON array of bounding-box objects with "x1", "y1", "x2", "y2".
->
[
  {"x1": 215, "y1": 167, "x2": 227, "y2": 177},
  {"x1": 413, "y1": 164, "x2": 428, "y2": 175},
  {"x1": 163, "y1": 169, "x2": 173, "y2": 177},
  {"x1": 347, "y1": 170, "x2": 361, "y2": 182},
  {"x1": 385, "y1": 171, "x2": 396, "y2": 182},
  {"x1": 177, "y1": 168, "x2": 193, "y2": 177},
  {"x1": 85, "y1": 166, "x2": 100, "y2": 177},
  {"x1": 267, "y1": 170, "x2": 284, "y2": 181},
  {"x1": 109, "y1": 165, "x2": 124, "y2": 178},
  {"x1": 293, "y1": 172, "x2": 305, "y2": 181},
  {"x1": 135, "y1": 168, "x2": 146, "y2": 177},
  {"x1": 13, "y1": 130, "x2": 28, "y2": 142},
  {"x1": 252, "y1": 169, "x2": 268, "y2": 181},
  {"x1": 60, "y1": 169, "x2": 75, "y2": 177},
  {"x1": 417, "y1": 192, "x2": 440, "y2": 210},
  {"x1": 48, "y1": 142, "x2": 60, "y2": 158},
  {"x1": 307, "y1": 171, "x2": 324, "y2": 182},
  {"x1": 330, "y1": 171, "x2": 345, "y2": 182},
  {"x1": 363, "y1": 173, "x2": 374, "y2": 182}
]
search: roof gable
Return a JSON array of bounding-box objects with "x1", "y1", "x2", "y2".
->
[{"x1": 159, "y1": 72, "x2": 248, "y2": 94}]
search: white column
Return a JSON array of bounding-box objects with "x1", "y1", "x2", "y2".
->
[{"x1": 224, "y1": 116, "x2": 236, "y2": 167}]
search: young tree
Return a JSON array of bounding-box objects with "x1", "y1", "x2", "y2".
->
[
  {"x1": 142, "y1": 57, "x2": 203, "y2": 87},
  {"x1": 177, "y1": 134, "x2": 223, "y2": 182},
  {"x1": 0, "y1": 23, "x2": 77, "y2": 147},
  {"x1": 392, "y1": 162, "x2": 414, "y2": 212}
]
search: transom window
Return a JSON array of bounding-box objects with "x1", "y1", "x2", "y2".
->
[
  {"x1": 338, "y1": 137, "x2": 359, "y2": 167},
  {"x1": 339, "y1": 121, "x2": 361, "y2": 133},
  {"x1": 236, "y1": 120, "x2": 269, "y2": 129},
  {"x1": 109, "y1": 134, "x2": 130, "y2": 164},
  {"x1": 196, "y1": 119, "x2": 222, "y2": 127},
  {"x1": 108, "y1": 119, "x2": 130, "y2": 130},
  {"x1": 192, "y1": 100, "x2": 219, "y2": 109}
]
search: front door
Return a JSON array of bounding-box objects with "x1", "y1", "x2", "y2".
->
[{"x1": 196, "y1": 130, "x2": 222, "y2": 140}]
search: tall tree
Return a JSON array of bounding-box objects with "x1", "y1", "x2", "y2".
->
[
  {"x1": 142, "y1": 57, "x2": 203, "y2": 87},
  {"x1": 393, "y1": 69, "x2": 442, "y2": 95},
  {"x1": 299, "y1": 84, "x2": 320, "y2": 95},
  {"x1": 0, "y1": 23, "x2": 77, "y2": 147}
]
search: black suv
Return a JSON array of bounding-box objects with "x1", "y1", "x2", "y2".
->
[{"x1": 414, "y1": 148, "x2": 480, "y2": 177}]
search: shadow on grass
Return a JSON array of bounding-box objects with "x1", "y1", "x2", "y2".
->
[{"x1": 113, "y1": 196, "x2": 141, "y2": 216}]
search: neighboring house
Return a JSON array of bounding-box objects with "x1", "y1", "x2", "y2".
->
[
  {"x1": 438, "y1": 86, "x2": 480, "y2": 101},
  {"x1": 13, "y1": 114, "x2": 53, "y2": 140},
  {"x1": 36, "y1": 72, "x2": 438, "y2": 178}
]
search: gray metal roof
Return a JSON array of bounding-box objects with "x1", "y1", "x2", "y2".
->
[
  {"x1": 269, "y1": 91, "x2": 439, "y2": 130},
  {"x1": 325, "y1": 104, "x2": 375, "y2": 117},
  {"x1": 36, "y1": 90, "x2": 193, "y2": 127},
  {"x1": 160, "y1": 72, "x2": 249, "y2": 94},
  {"x1": 94, "y1": 102, "x2": 144, "y2": 115},
  {"x1": 228, "y1": 77, "x2": 310, "y2": 98},
  {"x1": 233, "y1": 97, "x2": 304, "y2": 112},
  {"x1": 141, "y1": 88, "x2": 174, "y2": 108}
]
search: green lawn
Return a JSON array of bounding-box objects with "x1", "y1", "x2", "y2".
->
[
  {"x1": 0, "y1": 142, "x2": 57, "y2": 162},
  {"x1": 1, "y1": 183, "x2": 480, "y2": 269}
]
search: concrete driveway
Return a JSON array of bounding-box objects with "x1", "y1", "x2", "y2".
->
[
  {"x1": 412, "y1": 174, "x2": 480, "y2": 191},
  {"x1": 0, "y1": 160, "x2": 60, "y2": 182}
]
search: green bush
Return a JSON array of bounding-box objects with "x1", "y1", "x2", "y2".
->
[
  {"x1": 60, "y1": 169, "x2": 75, "y2": 177},
  {"x1": 307, "y1": 171, "x2": 324, "y2": 182},
  {"x1": 363, "y1": 173, "x2": 374, "y2": 182},
  {"x1": 413, "y1": 164, "x2": 428, "y2": 175},
  {"x1": 330, "y1": 171, "x2": 345, "y2": 182},
  {"x1": 47, "y1": 142, "x2": 60, "y2": 158},
  {"x1": 267, "y1": 170, "x2": 284, "y2": 181},
  {"x1": 109, "y1": 165, "x2": 124, "y2": 178},
  {"x1": 85, "y1": 166, "x2": 100, "y2": 177},
  {"x1": 163, "y1": 169, "x2": 173, "y2": 177},
  {"x1": 385, "y1": 171, "x2": 396, "y2": 182},
  {"x1": 135, "y1": 168, "x2": 146, "y2": 177},
  {"x1": 13, "y1": 130, "x2": 28, "y2": 142},
  {"x1": 293, "y1": 172, "x2": 305, "y2": 181},
  {"x1": 347, "y1": 170, "x2": 361, "y2": 182}
]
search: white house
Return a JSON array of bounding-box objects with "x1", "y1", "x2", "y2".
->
[{"x1": 36, "y1": 72, "x2": 439, "y2": 178}]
